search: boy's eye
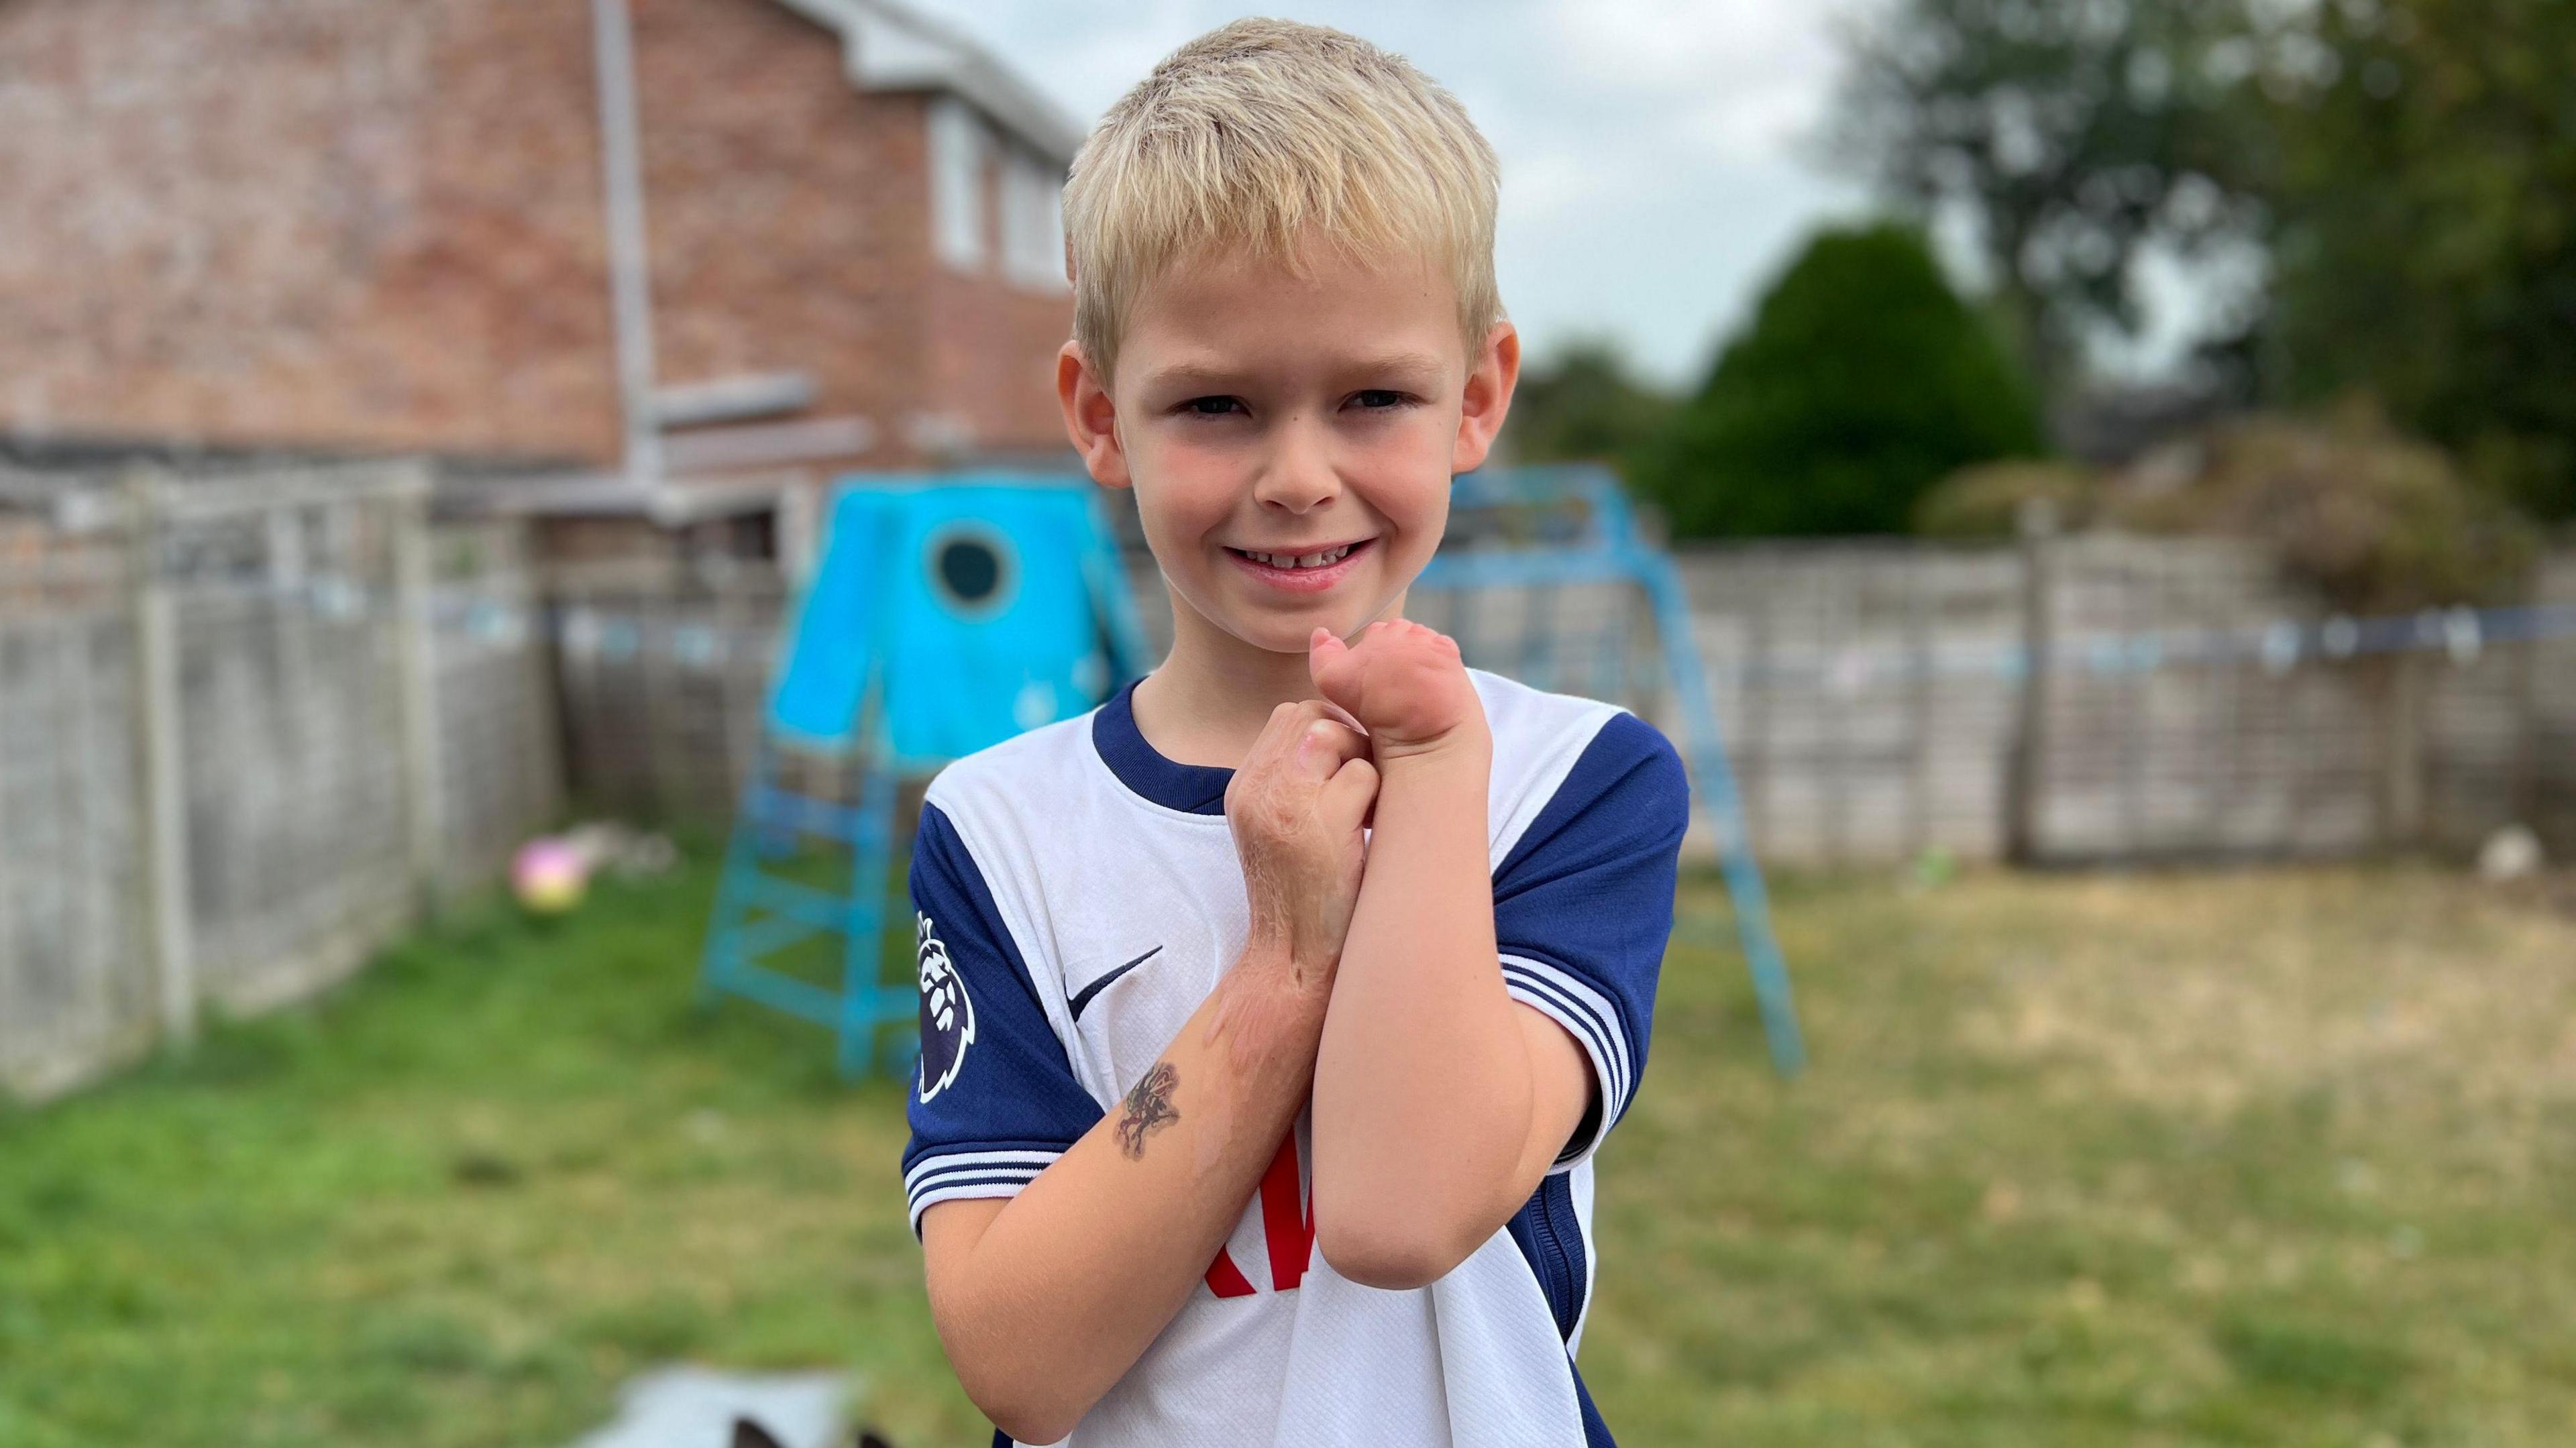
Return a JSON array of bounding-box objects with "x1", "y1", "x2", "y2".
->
[
  {"x1": 1351, "y1": 390, "x2": 1408, "y2": 410},
  {"x1": 1181, "y1": 396, "x2": 1244, "y2": 417}
]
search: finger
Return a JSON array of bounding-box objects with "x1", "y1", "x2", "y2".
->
[
  {"x1": 1312, "y1": 635, "x2": 1370, "y2": 716},
  {"x1": 1309, "y1": 628, "x2": 1351, "y2": 686},
  {"x1": 1292, "y1": 714, "x2": 1371, "y2": 777},
  {"x1": 1249, "y1": 697, "x2": 1307, "y2": 748},
  {"x1": 1234, "y1": 699, "x2": 1307, "y2": 779},
  {"x1": 1318, "y1": 755, "x2": 1379, "y2": 828},
  {"x1": 1248, "y1": 700, "x2": 1370, "y2": 789},
  {"x1": 1312, "y1": 696, "x2": 1367, "y2": 736}
]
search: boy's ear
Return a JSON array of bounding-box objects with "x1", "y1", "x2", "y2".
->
[
  {"x1": 1450, "y1": 320, "x2": 1521, "y2": 476},
  {"x1": 1057, "y1": 341, "x2": 1134, "y2": 491}
]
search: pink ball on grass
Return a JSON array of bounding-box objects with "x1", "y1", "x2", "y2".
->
[{"x1": 511, "y1": 837, "x2": 590, "y2": 914}]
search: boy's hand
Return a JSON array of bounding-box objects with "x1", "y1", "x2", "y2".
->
[
  {"x1": 1225, "y1": 700, "x2": 1379, "y2": 987},
  {"x1": 1308, "y1": 621, "x2": 1487, "y2": 761}
]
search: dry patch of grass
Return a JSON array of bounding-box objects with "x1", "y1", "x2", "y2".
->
[
  {"x1": 1595, "y1": 862, "x2": 2576, "y2": 1447},
  {"x1": 1951, "y1": 869, "x2": 2576, "y2": 1122}
]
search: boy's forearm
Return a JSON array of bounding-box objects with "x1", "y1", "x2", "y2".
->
[
  {"x1": 922, "y1": 950, "x2": 1322, "y2": 1443},
  {"x1": 1310, "y1": 732, "x2": 1539, "y2": 1284}
]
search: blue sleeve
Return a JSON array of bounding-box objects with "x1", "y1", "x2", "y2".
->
[
  {"x1": 900, "y1": 801, "x2": 1103, "y2": 1235},
  {"x1": 1493, "y1": 712, "x2": 1688, "y2": 1167}
]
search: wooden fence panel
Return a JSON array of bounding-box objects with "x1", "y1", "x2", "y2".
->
[
  {"x1": 176, "y1": 579, "x2": 412, "y2": 1015},
  {"x1": 0, "y1": 595, "x2": 155, "y2": 1097},
  {"x1": 1, "y1": 474, "x2": 560, "y2": 1100},
  {"x1": 435, "y1": 538, "x2": 566, "y2": 888},
  {"x1": 501, "y1": 537, "x2": 2576, "y2": 869}
]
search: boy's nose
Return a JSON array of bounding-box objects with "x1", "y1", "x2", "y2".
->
[{"x1": 1250, "y1": 427, "x2": 1342, "y2": 514}]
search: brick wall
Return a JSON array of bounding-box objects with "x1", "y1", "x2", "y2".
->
[
  {"x1": 634, "y1": 0, "x2": 1069, "y2": 467},
  {"x1": 0, "y1": 0, "x2": 620, "y2": 460},
  {"x1": 639, "y1": 0, "x2": 924, "y2": 467},
  {"x1": 925, "y1": 235, "x2": 1082, "y2": 460},
  {"x1": 0, "y1": 0, "x2": 1075, "y2": 469}
]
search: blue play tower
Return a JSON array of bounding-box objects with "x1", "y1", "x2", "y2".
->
[{"x1": 698, "y1": 476, "x2": 1152, "y2": 1076}]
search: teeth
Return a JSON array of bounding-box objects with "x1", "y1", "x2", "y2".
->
[{"x1": 1243, "y1": 543, "x2": 1354, "y2": 569}]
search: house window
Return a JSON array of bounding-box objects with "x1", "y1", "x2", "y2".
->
[
  {"x1": 928, "y1": 96, "x2": 987, "y2": 272},
  {"x1": 999, "y1": 148, "x2": 1068, "y2": 292}
]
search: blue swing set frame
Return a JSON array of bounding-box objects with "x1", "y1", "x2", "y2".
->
[{"x1": 1416, "y1": 465, "x2": 1805, "y2": 1076}]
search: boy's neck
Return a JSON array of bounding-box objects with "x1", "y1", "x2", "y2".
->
[{"x1": 1130, "y1": 586, "x2": 1405, "y2": 770}]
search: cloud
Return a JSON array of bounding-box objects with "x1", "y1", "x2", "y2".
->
[
  {"x1": 897, "y1": 0, "x2": 1870, "y2": 384},
  {"x1": 1497, "y1": 144, "x2": 1620, "y2": 227},
  {"x1": 1534, "y1": 0, "x2": 1848, "y2": 163}
]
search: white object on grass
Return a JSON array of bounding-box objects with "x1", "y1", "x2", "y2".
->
[
  {"x1": 568, "y1": 1365, "x2": 849, "y2": 1448},
  {"x1": 2477, "y1": 824, "x2": 2544, "y2": 883}
]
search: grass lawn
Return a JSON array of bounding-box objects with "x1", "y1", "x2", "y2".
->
[{"x1": 3, "y1": 858, "x2": 2572, "y2": 1447}]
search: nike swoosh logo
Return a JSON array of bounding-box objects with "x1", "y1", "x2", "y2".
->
[{"x1": 1068, "y1": 945, "x2": 1163, "y2": 1021}]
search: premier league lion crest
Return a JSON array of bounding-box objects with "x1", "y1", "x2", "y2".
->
[{"x1": 915, "y1": 910, "x2": 975, "y2": 1102}]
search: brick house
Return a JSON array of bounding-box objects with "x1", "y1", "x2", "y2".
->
[{"x1": 0, "y1": 0, "x2": 1085, "y2": 546}]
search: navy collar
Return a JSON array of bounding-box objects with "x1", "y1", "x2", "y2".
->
[{"x1": 1093, "y1": 677, "x2": 1232, "y2": 816}]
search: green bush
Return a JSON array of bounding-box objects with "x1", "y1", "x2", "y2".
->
[
  {"x1": 1502, "y1": 337, "x2": 1674, "y2": 473},
  {"x1": 1635, "y1": 222, "x2": 2045, "y2": 538}
]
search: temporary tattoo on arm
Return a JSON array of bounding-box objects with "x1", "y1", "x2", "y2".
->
[{"x1": 1116, "y1": 1061, "x2": 1181, "y2": 1159}]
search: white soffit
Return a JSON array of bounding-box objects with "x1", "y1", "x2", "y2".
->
[{"x1": 768, "y1": 0, "x2": 1085, "y2": 162}]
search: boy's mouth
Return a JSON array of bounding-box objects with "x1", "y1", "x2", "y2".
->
[{"x1": 1223, "y1": 537, "x2": 1375, "y2": 593}]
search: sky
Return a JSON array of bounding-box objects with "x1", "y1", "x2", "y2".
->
[{"x1": 900, "y1": 0, "x2": 1878, "y2": 390}]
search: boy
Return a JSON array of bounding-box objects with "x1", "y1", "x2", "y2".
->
[{"x1": 900, "y1": 19, "x2": 1686, "y2": 1447}]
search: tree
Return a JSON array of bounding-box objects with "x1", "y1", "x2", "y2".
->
[
  {"x1": 1500, "y1": 337, "x2": 1674, "y2": 474},
  {"x1": 1635, "y1": 223, "x2": 2045, "y2": 539},
  {"x1": 2249, "y1": 0, "x2": 2576, "y2": 520},
  {"x1": 1830, "y1": 0, "x2": 2263, "y2": 385},
  {"x1": 1835, "y1": 0, "x2": 2576, "y2": 520}
]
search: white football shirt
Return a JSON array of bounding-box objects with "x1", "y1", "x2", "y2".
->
[{"x1": 902, "y1": 668, "x2": 1686, "y2": 1447}]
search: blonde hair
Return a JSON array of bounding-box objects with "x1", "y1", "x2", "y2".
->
[{"x1": 1063, "y1": 18, "x2": 1502, "y2": 382}]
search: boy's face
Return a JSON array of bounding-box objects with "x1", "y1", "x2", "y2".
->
[{"x1": 1059, "y1": 239, "x2": 1518, "y2": 657}]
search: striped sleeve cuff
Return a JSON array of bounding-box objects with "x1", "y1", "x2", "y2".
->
[
  {"x1": 903, "y1": 1148, "x2": 1065, "y2": 1235},
  {"x1": 1501, "y1": 952, "x2": 1637, "y2": 1168}
]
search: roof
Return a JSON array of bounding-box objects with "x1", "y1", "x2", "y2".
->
[{"x1": 768, "y1": 0, "x2": 1087, "y2": 162}]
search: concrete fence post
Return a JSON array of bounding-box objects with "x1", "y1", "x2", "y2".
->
[
  {"x1": 124, "y1": 468, "x2": 195, "y2": 1048},
  {"x1": 2382, "y1": 651, "x2": 2429, "y2": 849},
  {"x1": 392, "y1": 464, "x2": 447, "y2": 913},
  {"x1": 2007, "y1": 501, "x2": 2059, "y2": 865}
]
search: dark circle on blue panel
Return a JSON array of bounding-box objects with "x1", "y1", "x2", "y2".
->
[{"x1": 924, "y1": 522, "x2": 1018, "y2": 620}]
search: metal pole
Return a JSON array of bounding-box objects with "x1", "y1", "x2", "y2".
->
[
  {"x1": 592, "y1": 0, "x2": 663, "y2": 485},
  {"x1": 1638, "y1": 547, "x2": 1805, "y2": 1077}
]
